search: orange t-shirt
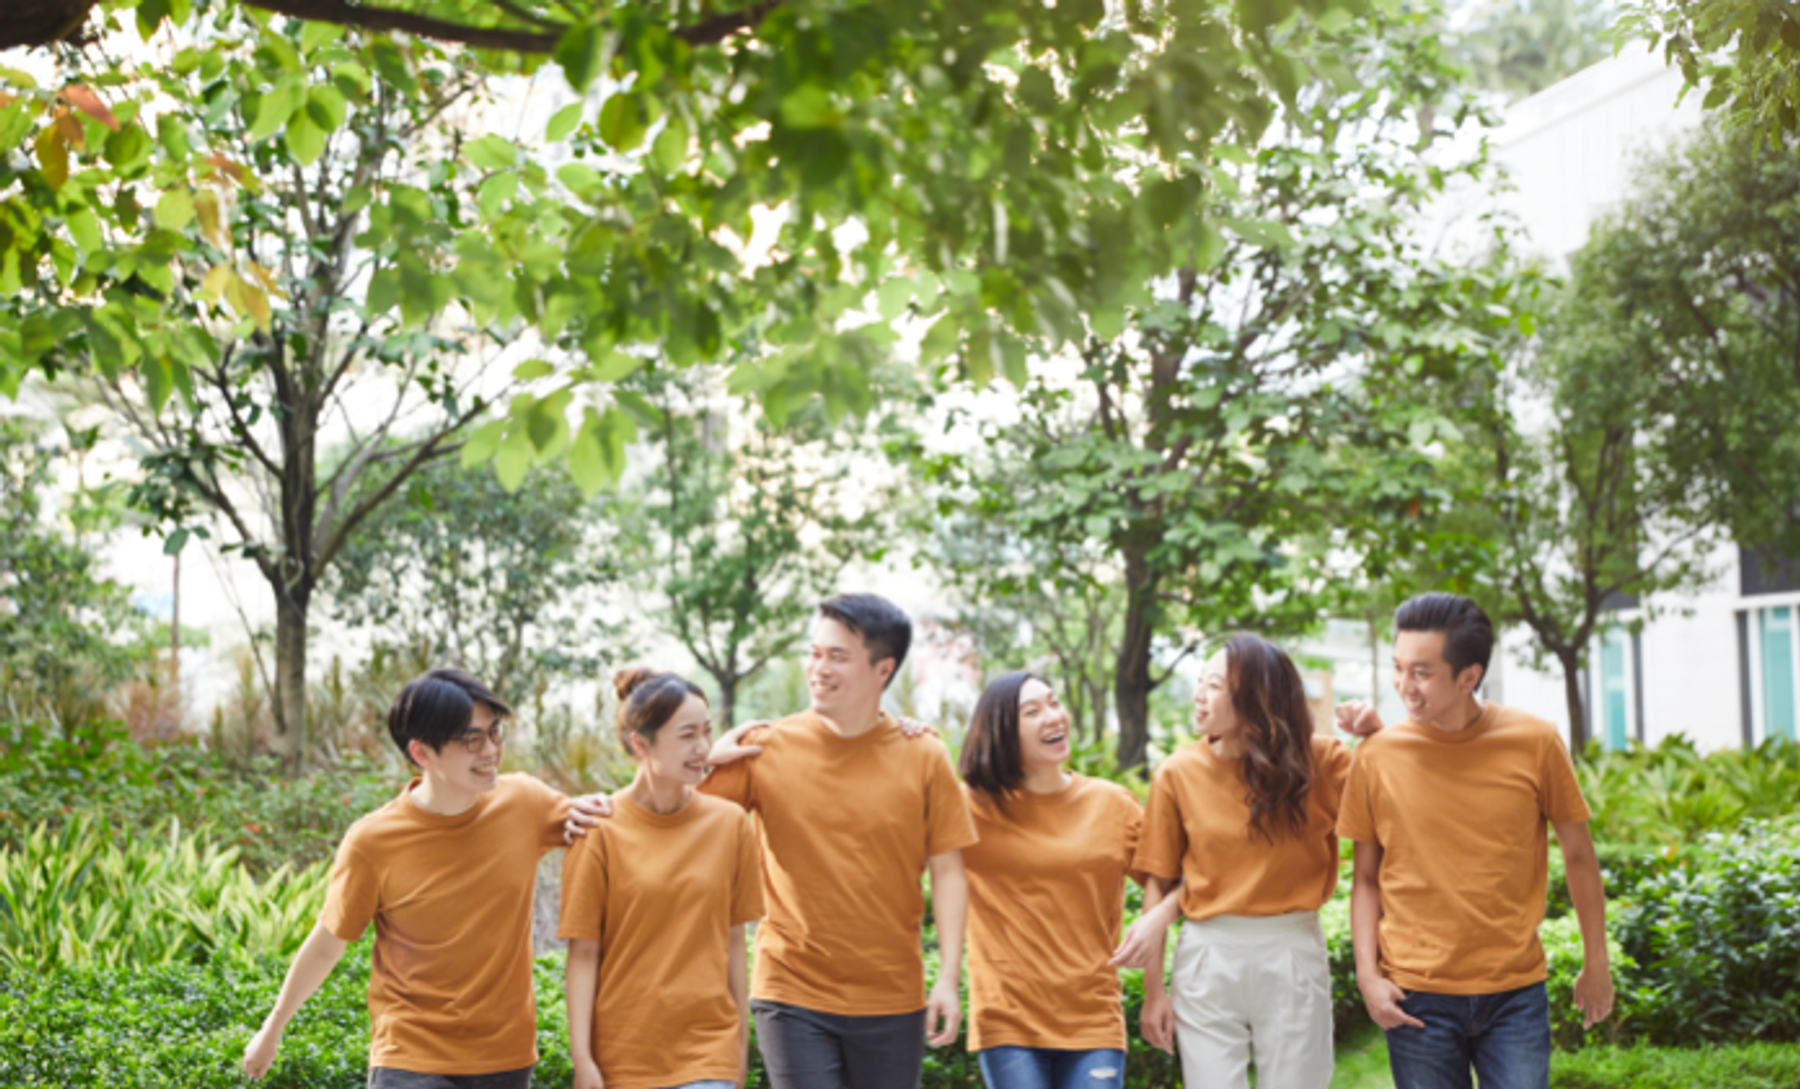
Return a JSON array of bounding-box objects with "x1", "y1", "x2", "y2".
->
[
  {"x1": 320, "y1": 774, "x2": 571, "y2": 1075},
  {"x1": 961, "y1": 775, "x2": 1144, "y2": 1052},
  {"x1": 1134, "y1": 735, "x2": 1351, "y2": 921},
  {"x1": 557, "y1": 792, "x2": 764, "y2": 1089},
  {"x1": 698, "y1": 711, "x2": 979, "y2": 1016},
  {"x1": 1335, "y1": 703, "x2": 1593, "y2": 995}
]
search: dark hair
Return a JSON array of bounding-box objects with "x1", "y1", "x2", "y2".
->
[
  {"x1": 614, "y1": 667, "x2": 708, "y2": 753},
  {"x1": 817, "y1": 593, "x2": 912, "y2": 690},
  {"x1": 388, "y1": 669, "x2": 512, "y2": 767},
  {"x1": 1219, "y1": 634, "x2": 1315, "y2": 844},
  {"x1": 959, "y1": 671, "x2": 1050, "y2": 812},
  {"x1": 1393, "y1": 592, "x2": 1494, "y2": 684}
]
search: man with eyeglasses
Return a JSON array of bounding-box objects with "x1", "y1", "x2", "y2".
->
[{"x1": 242, "y1": 668, "x2": 603, "y2": 1089}]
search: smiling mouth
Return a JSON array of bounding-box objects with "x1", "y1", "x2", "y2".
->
[{"x1": 1041, "y1": 732, "x2": 1067, "y2": 745}]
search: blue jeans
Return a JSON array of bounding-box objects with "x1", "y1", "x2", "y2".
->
[
  {"x1": 977, "y1": 1047, "x2": 1126, "y2": 1089},
  {"x1": 659, "y1": 1083, "x2": 735, "y2": 1089},
  {"x1": 1383, "y1": 981, "x2": 1551, "y2": 1089}
]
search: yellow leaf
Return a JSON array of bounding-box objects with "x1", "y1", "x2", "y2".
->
[
  {"x1": 200, "y1": 264, "x2": 233, "y2": 299},
  {"x1": 34, "y1": 125, "x2": 67, "y2": 189},
  {"x1": 194, "y1": 190, "x2": 225, "y2": 248},
  {"x1": 246, "y1": 262, "x2": 285, "y2": 299}
]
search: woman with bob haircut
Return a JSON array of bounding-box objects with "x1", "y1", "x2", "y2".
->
[
  {"x1": 957, "y1": 670, "x2": 1166, "y2": 1089},
  {"x1": 1114, "y1": 633, "x2": 1354, "y2": 1089},
  {"x1": 560, "y1": 668, "x2": 765, "y2": 1089}
]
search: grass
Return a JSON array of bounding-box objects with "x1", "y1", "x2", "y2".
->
[{"x1": 1333, "y1": 1023, "x2": 1395, "y2": 1088}]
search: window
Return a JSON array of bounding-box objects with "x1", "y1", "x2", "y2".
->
[
  {"x1": 1760, "y1": 606, "x2": 1797, "y2": 741},
  {"x1": 1599, "y1": 626, "x2": 1631, "y2": 751}
]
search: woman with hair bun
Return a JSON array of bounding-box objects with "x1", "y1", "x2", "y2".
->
[
  {"x1": 1114, "y1": 633, "x2": 1353, "y2": 1089},
  {"x1": 560, "y1": 668, "x2": 764, "y2": 1089},
  {"x1": 957, "y1": 671, "x2": 1161, "y2": 1089}
]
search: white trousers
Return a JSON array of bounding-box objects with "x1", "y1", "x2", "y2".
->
[{"x1": 1170, "y1": 912, "x2": 1334, "y2": 1089}]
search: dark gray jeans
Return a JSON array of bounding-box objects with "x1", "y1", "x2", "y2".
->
[
  {"x1": 367, "y1": 1065, "x2": 533, "y2": 1089},
  {"x1": 752, "y1": 999, "x2": 928, "y2": 1089}
]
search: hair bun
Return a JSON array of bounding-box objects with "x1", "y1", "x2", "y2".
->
[{"x1": 613, "y1": 666, "x2": 659, "y2": 703}]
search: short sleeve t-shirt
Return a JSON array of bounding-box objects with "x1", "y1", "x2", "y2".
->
[
  {"x1": 698, "y1": 711, "x2": 979, "y2": 1016},
  {"x1": 320, "y1": 774, "x2": 571, "y2": 1075},
  {"x1": 1134, "y1": 735, "x2": 1351, "y2": 921},
  {"x1": 961, "y1": 775, "x2": 1144, "y2": 1052},
  {"x1": 558, "y1": 792, "x2": 764, "y2": 1089},
  {"x1": 1336, "y1": 702, "x2": 1593, "y2": 995}
]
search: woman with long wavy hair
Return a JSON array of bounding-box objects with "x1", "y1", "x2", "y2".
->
[
  {"x1": 957, "y1": 671, "x2": 1163, "y2": 1089},
  {"x1": 1112, "y1": 633, "x2": 1353, "y2": 1089}
]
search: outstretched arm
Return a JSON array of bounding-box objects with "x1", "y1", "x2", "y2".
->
[
  {"x1": 242, "y1": 922, "x2": 349, "y2": 1078},
  {"x1": 925, "y1": 850, "x2": 968, "y2": 1047}
]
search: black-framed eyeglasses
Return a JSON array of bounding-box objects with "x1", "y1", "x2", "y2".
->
[{"x1": 455, "y1": 722, "x2": 507, "y2": 752}]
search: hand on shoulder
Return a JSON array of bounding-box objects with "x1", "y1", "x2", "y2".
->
[{"x1": 1335, "y1": 700, "x2": 1385, "y2": 739}]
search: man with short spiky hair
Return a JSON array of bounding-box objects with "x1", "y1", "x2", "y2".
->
[
  {"x1": 1335, "y1": 593, "x2": 1613, "y2": 1089},
  {"x1": 699, "y1": 592, "x2": 978, "y2": 1089},
  {"x1": 242, "y1": 669, "x2": 602, "y2": 1088}
]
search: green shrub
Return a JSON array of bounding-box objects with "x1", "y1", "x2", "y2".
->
[
  {"x1": 1612, "y1": 826, "x2": 1800, "y2": 1045},
  {"x1": 1551, "y1": 1042, "x2": 1800, "y2": 1088},
  {"x1": 0, "y1": 819, "x2": 328, "y2": 974},
  {"x1": 0, "y1": 719, "x2": 401, "y2": 872},
  {"x1": 1577, "y1": 735, "x2": 1800, "y2": 847}
]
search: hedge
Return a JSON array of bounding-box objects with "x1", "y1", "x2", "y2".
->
[{"x1": 1551, "y1": 1043, "x2": 1800, "y2": 1088}]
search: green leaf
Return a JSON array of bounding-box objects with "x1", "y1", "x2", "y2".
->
[
  {"x1": 153, "y1": 189, "x2": 195, "y2": 231},
  {"x1": 495, "y1": 428, "x2": 533, "y2": 491},
  {"x1": 248, "y1": 81, "x2": 301, "y2": 142},
  {"x1": 554, "y1": 23, "x2": 607, "y2": 91},
  {"x1": 513, "y1": 359, "x2": 555, "y2": 380},
  {"x1": 368, "y1": 41, "x2": 418, "y2": 96},
  {"x1": 876, "y1": 278, "x2": 913, "y2": 321},
  {"x1": 286, "y1": 114, "x2": 325, "y2": 165},
  {"x1": 460, "y1": 419, "x2": 507, "y2": 468},
  {"x1": 545, "y1": 102, "x2": 584, "y2": 142},
  {"x1": 779, "y1": 85, "x2": 839, "y2": 129},
  {"x1": 477, "y1": 172, "x2": 519, "y2": 218},
  {"x1": 307, "y1": 84, "x2": 347, "y2": 131},
  {"x1": 102, "y1": 124, "x2": 152, "y2": 171},
  {"x1": 557, "y1": 162, "x2": 603, "y2": 194},
  {"x1": 300, "y1": 20, "x2": 343, "y2": 52},
  {"x1": 465, "y1": 134, "x2": 517, "y2": 171},
  {"x1": 163, "y1": 527, "x2": 190, "y2": 556},
  {"x1": 585, "y1": 349, "x2": 643, "y2": 382},
  {"x1": 651, "y1": 115, "x2": 689, "y2": 175},
  {"x1": 598, "y1": 94, "x2": 647, "y2": 152}
]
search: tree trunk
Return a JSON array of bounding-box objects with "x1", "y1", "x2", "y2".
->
[
  {"x1": 1557, "y1": 647, "x2": 1590, "y2": 755},
  {"x1": 717, "y1": 673, "x2": 738, "y2": 732},
  {"x1": 1114, "y1": 547, "x2": 1156, "y2": 771},
  {"x1": 271, "y1": 583, "x2": 311, "y2": 773}
]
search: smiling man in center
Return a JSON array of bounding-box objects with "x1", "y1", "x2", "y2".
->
[{"x1": 699, "y1": 592, "x2": 978, "y2": 1089}]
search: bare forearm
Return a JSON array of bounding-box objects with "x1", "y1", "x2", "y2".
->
[
  {"x1": 929, "y1": 855, "x2": 969, "y2": 988},
  {"x1": 264, "y1": 923, "x2": 348, "y2": 1031},
  {"x1": 565, "y1": 941, "x2": 602, "y2": 1066},
  {"x1": 1349, "y1": 846, "x2": 1384, "y2": 984},
  {"x1": 1560, "y1": 828, "x2": 1611, "y2": 968}
]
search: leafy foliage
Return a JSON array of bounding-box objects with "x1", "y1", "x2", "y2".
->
[
  {"x1": 1623, "y1": 0, "x2": 1800, "y2": 142},
  {"x1": 1554, "y1": 127, "x2": 1800, "y2": 562},
  {"x1": 908, "y1": 8, "x2": 1526, "y2": 767},
  {"x1": 1451, "y1": 0, "x2": 1618, "y2": 100},
  {"x1": 0, "y1": 718, "x2": 401, "y2": 871},
  {"x1": 619, "y1": 367, "x2": 886, "y2": 726},
  {"x1": 1575, "y1": 736, "x2": 1800, "y2": 847},
  {"x1": 4, "y1": 0, "x2": 1363, "y2": 424},
  {"x1": 1613, "y1": 825, "x2": 1800, "y2": 1046},
  {"x1": 0, "y1": 418, "x2": 153, "y2": 730},
  {"x1": 0, "y1": 818, "x2": 330, "y2": 974},
  {"x1": 323, "y1": 457, "x2": 627, "y2": 704}
]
